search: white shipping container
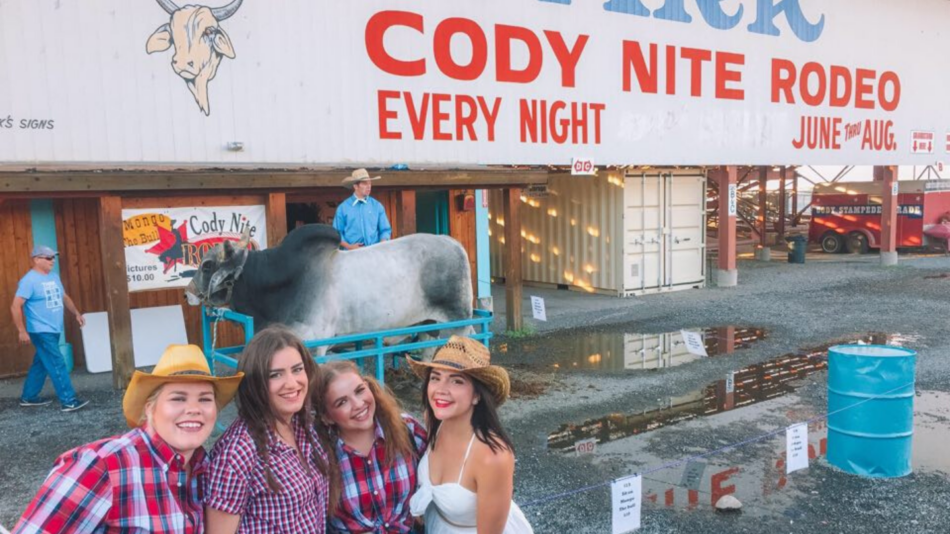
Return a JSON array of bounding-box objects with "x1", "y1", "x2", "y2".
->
[{"x1": 490, "y1": 169, "x2": 705, "y2": 296}]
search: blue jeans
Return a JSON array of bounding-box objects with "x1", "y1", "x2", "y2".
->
[{"x1": 21, "y1": 332, "x2": 77, "y2": 405}]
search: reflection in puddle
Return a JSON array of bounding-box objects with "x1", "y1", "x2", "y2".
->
[
  {"x1": 526, "y1": 326, "x2": 768, "y2": 372},
  {"x1": 636, "y1": 391, "x2": 948, "y2": 514},
  {"x1": 547, "y1": 333, "x2": 919, "y2": 453}
]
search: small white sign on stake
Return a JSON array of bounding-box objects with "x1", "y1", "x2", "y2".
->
[
  {"x1": 891, "y1": 182, "x2": 899, "y2": 196},
  {"x1": 786, "y1": 423, "x2": 809, "y2": 474},
  {"x1": 680, "y1": 330, "x2": 708, "y2": 357},
  {"x1": 571, "y1": 157, "x2": 596, "y2": 176},
  {"x1": 611, "y1": 474, "x2": 642, "y2": 534},
  {"x1": 725, "y1": 371, "x2": 735, "y2": 394},
  {"x1": 530, "y1": 296, "x2": 547, "y2": 321},
  {"x1": 727, "y1": 184, "x2": 738, "y2": 216}
]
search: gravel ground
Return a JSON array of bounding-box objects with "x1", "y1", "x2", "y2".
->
[{"x1": 2, "y1": 252, "x2": 950, "y2": 533}]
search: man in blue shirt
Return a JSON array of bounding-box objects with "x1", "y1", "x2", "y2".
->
[
  {"x1": 333, "y1": 168, "x2": 393, "y2": 250},
  {"x1": 10, "y1": 245, "x2": 89, "y2": 412}
]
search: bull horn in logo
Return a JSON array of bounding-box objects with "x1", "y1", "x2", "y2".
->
[
  {"x1": 154, "y1": 0, "x2": 243, "y2": 21},
  {"x1": 147, "y1": 0, "x2": 244, "y2": 115}
]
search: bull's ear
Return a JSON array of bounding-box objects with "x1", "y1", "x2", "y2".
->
[
  {"x1": 146, "y1": 24, "x2": 173, "y2": 54},
  {"x1": 211, "y1": 28, "x2": 236, "y2": 59}
]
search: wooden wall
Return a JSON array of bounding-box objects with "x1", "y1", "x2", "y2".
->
[
  {"x1": 55, "y1": 199, "x2": 106, "y2": 370},
  {"x1": 0, "y1": 201, "x2": 38, "y2": 378}
]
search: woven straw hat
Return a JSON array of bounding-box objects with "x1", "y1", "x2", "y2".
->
[
  {"x1": 341, "y1": 168, "x2": 381, "y2": 188},
  {"x1": 122, "y1": 344, "x2": 243, "y2": 428},
  {"x1": 407, "y1": 335, "x2": 510, "y2": 406}
]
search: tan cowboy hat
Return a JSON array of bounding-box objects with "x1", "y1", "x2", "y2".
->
[
  {"x1": 407, "y1": 335, "x2": 510, "y2": 406},
  {"x1": 122, "y1": 344, "x2": 243, "y2": 428},
  {"x1": 341, "y1": 168, "x2": 382, "y2": 188}
]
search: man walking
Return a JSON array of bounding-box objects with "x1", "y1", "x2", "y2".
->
[
  {"x1": 333, "y1": 168, "x2": 392, "y2": 250},
  {"x1": 11, "y1": 245, "x2": 89, "y2": 412}
]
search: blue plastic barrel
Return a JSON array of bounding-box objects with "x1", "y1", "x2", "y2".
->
[{"x1": 827, "y1": 344, "x2": 916, "y2": 478}]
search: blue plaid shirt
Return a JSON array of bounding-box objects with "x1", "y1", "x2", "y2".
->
[
  {"x1": 329, "y1": 414, "x2": 428, "y2": 533},
  {"x1": 332, "y1": 195, "x2": 392, "y2": 247}
]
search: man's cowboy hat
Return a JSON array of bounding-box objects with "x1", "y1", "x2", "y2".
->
[
  {"x1": 407, "y1": 335, "x2": 510, "y2": 406},
  {"x1": 122, "y1": 344, "x2": 243, "y2": 428},
  {"x1": 341, "y1": 168, "x2": 382, "y2": 188}
]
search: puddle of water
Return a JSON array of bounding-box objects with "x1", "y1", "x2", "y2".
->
[
  {"x1": 506, "y1": 326, "x2": 769, "y2": 372},
  {"x1": 547, "y1": 332, "x2": 922, "y2": 453}
]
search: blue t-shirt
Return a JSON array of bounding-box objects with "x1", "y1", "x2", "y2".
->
[
  {"x1": 15, "y1": 270, "x2": 65, "y2": 334},
  {"x1": 332, "y1": 194, "x2": 393, "y2": 247}
]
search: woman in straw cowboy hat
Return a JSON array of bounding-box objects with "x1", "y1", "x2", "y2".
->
[
  {"x1": 407, "y1": 335, "x2": 534, "y2": 534},
  {"x1": 205, "y1": 325, "x2": 332, "y2": 534},
  {"x1": 15, "y1": 344, "x2": 242, "y2": 534}
]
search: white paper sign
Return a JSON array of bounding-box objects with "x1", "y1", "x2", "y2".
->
[
  {"x1": 571, "y1": 158, "x2": 596, "y2": 176},
  {"x1": 574, "y1": 438, "x2": 597, "y2": 456},
  {"x1": 680, "y1": 330, "x2": 708, "y2": 357},
  {"x1": 786, "y1": 423, "x2": 809, "y2": 474},
  {"x1": 611, "y1": 475, "x2": 642, "y2": 534},
  {"x1": 725, "y1": 371, "x2": 735, "y2": 394},
  {"x1": 891, "y1": 182, "x2": 899, "y2": 196},
  {"x1": 727, "y1": 184, "x2": 738, "y2": 217},
  {"x1": 680, "y1": 461, "x2": 706, "y2": 491},
  {"x1": 911, "y1": 131, "x2": 935, "y2": 154},
  {"x1": 530, "y1": 296, "x2": 547, "y2": 321}
]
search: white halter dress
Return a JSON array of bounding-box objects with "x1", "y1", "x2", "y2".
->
[{"x1": 410, "y1": 434, "x2": 534, "y2": 534}]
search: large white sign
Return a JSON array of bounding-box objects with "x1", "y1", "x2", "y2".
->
[
  {"x1": 1, "y1": 1, "x2": 948, "y2": 166},
  {"x1": 122, "y1": 206, "x2": 267, "y2": 292}
]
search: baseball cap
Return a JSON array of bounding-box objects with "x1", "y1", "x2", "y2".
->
[{"x1": 31, "y1": 245, "x2": 58, "y2": 258}]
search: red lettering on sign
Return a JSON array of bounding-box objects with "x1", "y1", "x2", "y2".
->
[
  {"x1": 496, "y1": 25, "x2": 543, "y2": 84},
  {"x1": 365, "y1": 11, "x2": 588, "y2": 88},
  {"x1": 623, "y1": 41, "x2": 744, "y2": 100},
  {"x1": 365, "y1": 11, "x2": 426, "y2": 77},
  {"x1": 773, "y1": 59, "x2": 901, "y2": 111}
]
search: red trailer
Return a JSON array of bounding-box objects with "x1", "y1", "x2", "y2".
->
[{"x1": 808, "y1": 181, "x2": 950, "y2": 253}]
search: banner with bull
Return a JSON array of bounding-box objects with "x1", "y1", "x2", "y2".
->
[
  {"x1": 122, "y1": 205, "x2": 267, "y2": 292},
  {"x1": 2, "y1": 0, "x2": 950, "y2": 166}
]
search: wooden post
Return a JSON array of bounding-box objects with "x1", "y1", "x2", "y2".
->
[
  {"x1": 502, "y1": 188, "x2": 523, "y2": 332},
  {"x1": 777, "y1": 167, "x2": 787, "y2": 240},
  {"x1": 712, "y1": 167, "x2": 737, "y2": 287},
  {"x1": 266, "y1": 193, "x2": 287, "y2": 246},
  {"x1": 395, "y1": 190, "x2": 417, "y2": 237},
  {"x1": 876, "y1": 166, "x2": 899, "y2": 266},
  {"x1": 98, "y1": 196, "x2": 134, "y2": 390},
  {"x1": 758, "y1": 166, "x2": 768, "y2": 246},
  {"x1": 792, "y1": 168, "x2": 799, "y2": 225}
]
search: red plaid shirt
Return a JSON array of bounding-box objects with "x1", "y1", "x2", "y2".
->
[
  {"x1": 329, "y1": 414, "x2": 428, "y2": 534},
  {"x1": 14, "y1": 427, "x2": 208, "y2": 534},
  {"x1": 206, "y1": 415, "x2": 329, "y2": 533}
]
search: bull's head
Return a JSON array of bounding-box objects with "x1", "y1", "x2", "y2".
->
[
  {"x1": 146, "y1": 0, "x2": 242, "y2": 115},
  {"x1": 185, "y1": 227, "x2": 251, "y2": 307}
]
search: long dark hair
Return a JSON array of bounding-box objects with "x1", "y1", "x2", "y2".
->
[
  {"x1": 421, "y1": 368, "x2": 513, "y2": 454},
  {"x1": 236, "y1": 325, "x2": 328, "y2": 492},
  {"x1": 313, "y1": 360, "x2": 419, "y2": 515}
]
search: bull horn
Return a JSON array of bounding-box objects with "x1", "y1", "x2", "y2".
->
[
  {"x1": 154, "y1": 0, "x2": 180, "y2": 15},
  {"x1": 237, "y1": 225, "x2": 251, "y2": 249},
  {"x1": 211, "y1": 0, "x2": 244, "y2": 21}
]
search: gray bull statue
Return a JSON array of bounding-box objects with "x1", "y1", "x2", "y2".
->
[{"x1": 185, "y1": 224, "x2": 473, "y2": 357}]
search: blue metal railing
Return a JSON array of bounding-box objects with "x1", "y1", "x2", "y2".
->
[{"x1": 201, "y1": 306, "x2": 493, "y2": 384}]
